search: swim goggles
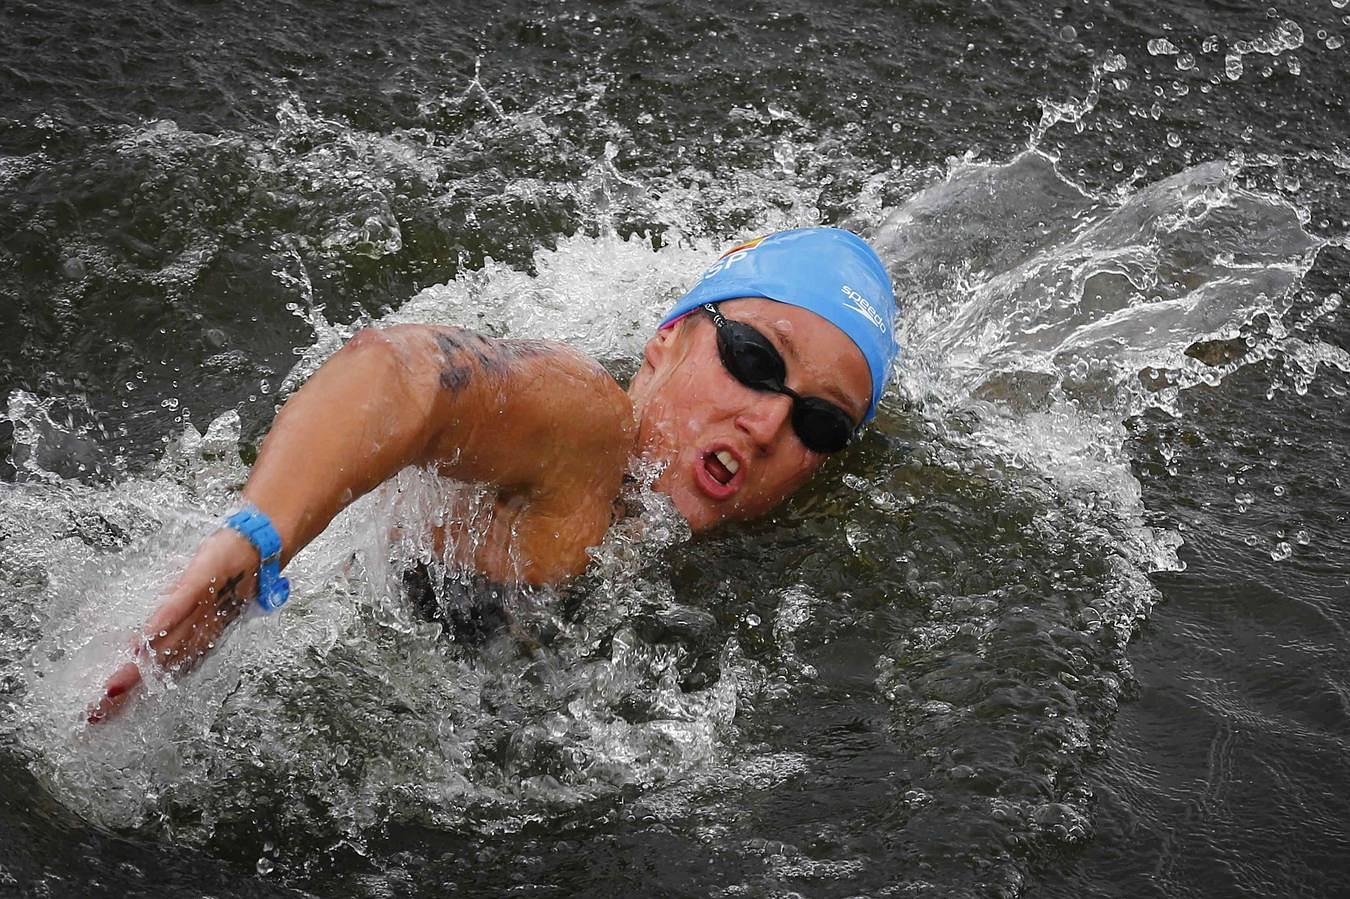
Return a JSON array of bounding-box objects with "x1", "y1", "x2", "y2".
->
[{"x1": 702, "y1": 303, "x2": 857, "y2": 454}]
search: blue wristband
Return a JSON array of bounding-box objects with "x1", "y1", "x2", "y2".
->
[{"x1": 223, "y1": 506, "x2": 291, "y2": 612}]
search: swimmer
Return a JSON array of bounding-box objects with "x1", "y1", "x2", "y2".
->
[{"x1": 91, "y1": 227, "x2": 899, "y2": 721}]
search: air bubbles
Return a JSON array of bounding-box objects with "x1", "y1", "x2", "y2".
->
[
  {"x1": 1167, "y1": 132, "x2": 1182, "y2": 148},
  {"x1": 1059, "y1": 25, "x2": 1077, "y2": 42},
  {"x1": 1270, "y1": 542, "x2": 1292, "y2": 561},
  {"x1": 1225, "y1": 53, "x2": 1244, "y2": 80},
  {"x1": 1328, "y1": 35, "x2": 1345, "y2": 50},
  {"x1": 1147, "y1": 38, "x2": 1180, "y2": 56},
  {"x1": 1176, "y1": 53, "x2": 1196, "y2": 71},
  {"x1": 1235, "y1": 492, "x2": 1255, "y2": 511},
  {"x1": 845, "y1": 522, "x2": 869, "y2": 551},
  {"x1": 256, "y1": 857, "x2": 274, "y2": 876},
  {"x1": 1295, "y1": 529, "x2": 1311, "y2": 545},
  {"x1": 59, "y1": 257, "x2": 87, "y2": 280},
  {"x1": 1101, "y1": 51, "x2": 1127, "y2": 73}
]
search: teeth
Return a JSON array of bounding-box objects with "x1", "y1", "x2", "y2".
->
[{"x1": 715, "y1": 450, "x2": 740, "y2": 475}]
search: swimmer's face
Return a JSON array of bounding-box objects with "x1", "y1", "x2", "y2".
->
[{"x1": 629, "y1": 298, "x2": 872, "y2": 532}]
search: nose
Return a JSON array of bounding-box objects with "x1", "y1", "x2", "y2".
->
[{"x1": 735, "y1": 392, "x2": 794, "y2": 454}]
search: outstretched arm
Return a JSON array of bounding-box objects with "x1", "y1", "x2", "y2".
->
[{"x1": 90, "y1": 325, "x2": 628, "y2": 722}]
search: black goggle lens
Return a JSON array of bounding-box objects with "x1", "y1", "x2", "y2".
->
[
  {"x1": 790, "y1": 395, "x2": 855, "y2": 454},
  {"x1": 709, "y1": 309, "x2": 857, "y2": 454},
  {"x1": 720, "y1": 321, "x2": 787, "y2": 389}
]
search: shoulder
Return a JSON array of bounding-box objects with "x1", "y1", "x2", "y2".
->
[
  {"x1": 499, "y1": 339, "x2": 634, "y2": 476},
  {"x1": 373, "y1": 322, "x2": 633, "y2": 482}
]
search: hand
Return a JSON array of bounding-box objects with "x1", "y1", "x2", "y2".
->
[{"x1": 88, "y1": 528, "x2": 261, "y2": 724}]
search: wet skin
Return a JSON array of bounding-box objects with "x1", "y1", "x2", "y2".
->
[
  {"x1": 630, "y1": 298, "x2": 872, "y2": 532},
  {"x1": 91, "y1": 299, "x2": 871, "y2": 722}
]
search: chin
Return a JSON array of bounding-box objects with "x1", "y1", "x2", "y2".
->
[
  {"x1": 652, "y1": 463, "x2": 722, "y2": 533},
  {"x1": 673, "y1": 493, "x2": 722, "y2": 533}
]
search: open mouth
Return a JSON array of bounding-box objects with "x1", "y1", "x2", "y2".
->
[{"x1": 703, "y1": 449, "x2": 740, "y2": 486}]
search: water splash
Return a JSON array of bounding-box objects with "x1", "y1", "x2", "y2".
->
[{"x1": 0, "y1": 73, "x2": 1341, "y2": 896}]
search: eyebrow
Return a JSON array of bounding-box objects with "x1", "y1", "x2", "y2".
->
[{"x1": 762, "y1": 321, "x2": 866, "y2": 420}]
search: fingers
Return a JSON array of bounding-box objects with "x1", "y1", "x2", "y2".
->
[
  {"x1": 142, "y1": 588, "x2": 198, "y2": 638},
  {"x1": 87, "y1": 660, "x2": 143, "y2": 724},
  {"x1": 150, "y1": 590, "x2": 239, "y2": 674},
  {"x1": 87, "y1": 529, "x2": 262, "y2": 727}
]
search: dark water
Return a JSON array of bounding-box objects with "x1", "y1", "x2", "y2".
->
[{"x1": 1, "y1": 1, "x2": 1348, "y2": 897}]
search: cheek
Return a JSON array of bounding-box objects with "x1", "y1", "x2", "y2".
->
[
  {"x1": 648, "y1": 371, "x2": 721, "y2": 439},
  {"x1": 739, "y1": 454, "x2": 821, "y2": 514}
]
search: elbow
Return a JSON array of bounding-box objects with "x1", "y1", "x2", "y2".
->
[
  {"x1": 337, "y1": 327, "x2": 420, "y2": 382},
  {"x1": 340, "y1": 326, "x2": 397, "y2": 358},
  {"x1": 326, "y1": 327, "x2": 429, "y2": 410}
]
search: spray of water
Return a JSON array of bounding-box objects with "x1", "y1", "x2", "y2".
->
[{"x1": 0, "y1": 70, "x2": 1340, "y2": 892}]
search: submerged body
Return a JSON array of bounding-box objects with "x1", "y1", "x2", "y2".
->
[{"x1": 93, "y1": 228, "x2": 896, "y2": 720}]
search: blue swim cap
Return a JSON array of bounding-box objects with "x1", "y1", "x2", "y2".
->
[{"x1": 660, "y1": 227, "x2": 899, "y2": 422}]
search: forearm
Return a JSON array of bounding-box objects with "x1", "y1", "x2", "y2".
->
[{"x1": 241, "y1": 328, "x2": 440, "y2": 564}]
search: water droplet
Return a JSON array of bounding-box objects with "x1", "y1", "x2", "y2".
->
[
  {"x1": 1273, "y1": 484, "x2": 1286, "y2": 496},
  {"x1": 1059, "y1": 25, "x2": 1077, "y2": 41},
  {"x1": 1328, "y1": 35, "x2": 1345, "y2": 50}
]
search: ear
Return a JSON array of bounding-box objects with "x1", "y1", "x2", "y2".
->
[
  {"x1": 629, "y1": 320, "x2": 693, "y2": 405},
  {"x1": 641, "y1": 324, "x2": 682, "y2": 372}
]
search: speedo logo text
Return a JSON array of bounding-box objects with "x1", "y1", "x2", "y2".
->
[{"x1": 841, "y1": 285, "x2": 886, "y2": 332}]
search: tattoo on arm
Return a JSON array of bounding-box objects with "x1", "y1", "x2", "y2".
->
[
  {"x1": 433, "y1": 328, "x2": 551, "y2": 394},
  {"x1": 435, "y1": 331, "x2": 474, "y2": 392}
]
